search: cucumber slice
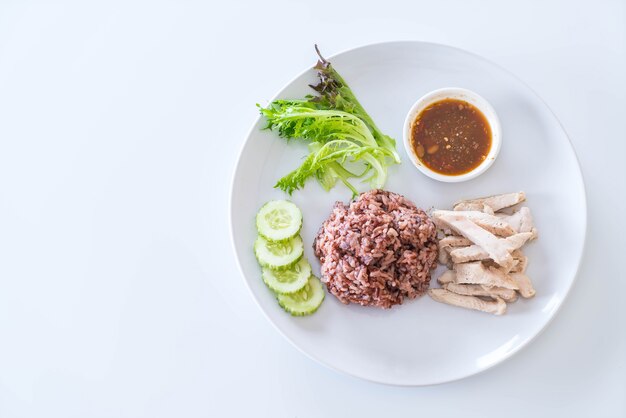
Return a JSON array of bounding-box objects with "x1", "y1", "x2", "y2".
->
[
  {"x1": 262, "y1": 258, "x2": 311, "y2": 294},
  {"x1": 277, "y1": 275, "x2": 325, "y2": 316},
  {"x1": 254, "y1": 235, "x2": 304, "y2": 270},
  {"x1": 256, "y1": 200, "x2": 302, "y2": 242}
]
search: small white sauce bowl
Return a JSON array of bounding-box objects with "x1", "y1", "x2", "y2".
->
[{"x1": 402, "y1": 87, "x2": 502, "y2": 183}]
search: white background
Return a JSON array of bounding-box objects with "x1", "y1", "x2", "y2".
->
[{"x1": 0, "y1": 0, "x2": 624, "y2": 417}]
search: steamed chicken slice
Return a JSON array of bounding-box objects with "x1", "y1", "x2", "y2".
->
[
  {"x1": 437, "y1": 269, "x2": 457, "y2": 285},
  {"x1": 504, "y1": 232, "x2": 534, "y2": 249},
  {"x1": 438, "y1": 235, "x2": 472, "y2": 264},
  {"x1": 453, "y1": 192, "x2": 526, "y2": 213},
  {"x1": 454, "y1": 261, "x2": 519, "y2": 290},
  {"x1": 429, "y1": 288, "x2": 507, "y2": 315},
  {"x1": 510, "y1": 249, "x2": 528, "y2": 273},
  {"x1": 439, "y1": 235, "x2": 472, "y2": 249},
  {"x1": 434, "y1": 213, "x2": 515, "y2": 270},
  {"x1": 444, "y1": 283, "x2": 518, "y2": 303},
  {"x1": 510, "y1": 272, "x2": 536, "y2": 298},
  {"x1": 449, "y1": 245, "x2": 489, "y2": 264},
  {"x1": 432, "y1": 210, "x2": 516, "y2": 237},
  {"x1": 448, "y1": 232, "x2": 533, "y2": 264},
  {"x1": 497, "y1": 207, "x2": 538, "y2": 239},
  {"x1": 481, "y1": 204, "x2": 495, "y2": 215}
]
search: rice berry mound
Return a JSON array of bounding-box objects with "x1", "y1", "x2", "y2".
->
[{"x1": 313, "y1": 189, "x2": 439, "y2": 309}]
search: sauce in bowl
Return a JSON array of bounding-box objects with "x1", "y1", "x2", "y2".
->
[{"x1": 410, "y1": 98, "x2": 492, "y2": 176}]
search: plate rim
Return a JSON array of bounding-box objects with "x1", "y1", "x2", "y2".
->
[{"x1": 229, "y1": 40, "x2": 588, "y2": 386}]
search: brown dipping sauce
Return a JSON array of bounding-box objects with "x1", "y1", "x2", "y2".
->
[{"x1": 411, "y1": 98, "x2": 492, "y2": 175}]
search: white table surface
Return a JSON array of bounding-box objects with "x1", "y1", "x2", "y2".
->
[{"x1": 1, "y1": 0, "x2": 624, "y2": 417}]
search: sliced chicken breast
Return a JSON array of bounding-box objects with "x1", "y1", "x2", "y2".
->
[
  {"x1": 438, "y1": 235, "x2": 472, "y2": 264},
  {"x1": 453, "y1": 192, "x2": 526, "y2": 212},
  {"x1": 439, "y1": 235, "x2": 472, "y2": 248},
  {"x1": 433, "y1": 191, "x2": 538, "y2": 313},
  {"x1": 497, "y1": 207, "x2": 538, "y2": 239},
  {"x1": 437, "y1": 269, "x2": 457, "y2": 285},
  {"x1": 434, "y1": 214, "x2": 515, "y2": 270},
  {"x1": 454, "y1": 262, "x2": 519, "y2": 290},
  {"x1": 510, "y1": 249, "x2": 528, "y2": 273},
  {"x1": 444, "y1": 283, "x2": 518, "y2": 303},
  {"x1": 448, "y1": 232, "x2": 532, "y2": 264},
  {"x1": 428, "y1": 288, "x2": 507, "y2": 315},
  {"x1": 449, "y1": 245, "x2": 489, "y2": 263},
  {"x1": 510, "y1": 272, "x2": 536, "y2": 298},
  {"x1": 432, "y1": 210, "x2": 516, "y2": 237}
]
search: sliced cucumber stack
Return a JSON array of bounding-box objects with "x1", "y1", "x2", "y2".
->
[
  {"x1": 253, "y1": 200, "x2": 324, "y2": 316},
  {"x1": 262, "y1": 258, "x2": 311, "y2": 294},
  {"x1": 256, "y1": 200, "x2": 302, "y2": 242},
  {"x1": 277, "y1": 275, "x2": 325, "y2": 316}
]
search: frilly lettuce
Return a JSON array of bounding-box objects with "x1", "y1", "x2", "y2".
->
[{"x1": 259, "y1": 46, "x2": 400, "y2": 196}]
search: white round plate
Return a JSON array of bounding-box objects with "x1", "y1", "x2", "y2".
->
[{"x1": 230, "y1": 41, "x2": 586, "y2": 386}]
